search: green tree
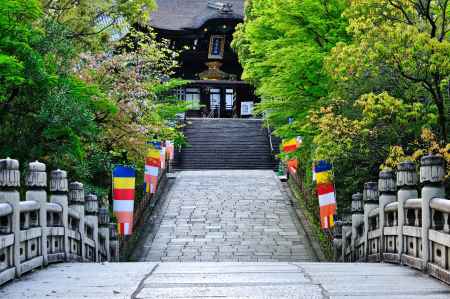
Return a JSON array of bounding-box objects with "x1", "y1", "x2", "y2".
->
[
  {"x1": 233, "y1": 0, "x2": 348, "y2": 134},
  {"x1": 0, "y1": 0, "x2": 116, "y2": 182},
  {"x1": 327, "y1": 0, "x2": 450, "y2": 141},
  {"x1": 41, "y1": 0, "x2": 156, "y2": 49},
  {"x1": 0, "y1": 0, "x2": 185, "y2": 198}
]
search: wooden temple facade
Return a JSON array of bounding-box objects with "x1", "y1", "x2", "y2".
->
[{"x1": 151, "y1": 0, "x2": 257, "y2": 118}]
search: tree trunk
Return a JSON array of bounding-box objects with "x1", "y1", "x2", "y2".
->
[{"x1": 435, "y1": 94, "x2": 448, "y2": 143}]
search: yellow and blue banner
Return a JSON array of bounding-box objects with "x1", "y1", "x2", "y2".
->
[
  {"x1": 314, "y1": 160, "x2": 337, "y2": 229},
  {"x1": 282, "y1": 136, "x2": 302, "y2": 153},
  {"x1": 112, "y1": 166, "x2": 136, "y2": 235}
]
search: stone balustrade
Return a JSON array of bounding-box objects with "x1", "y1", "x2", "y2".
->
[
  {"x1": 334, "y1": 154, "x2": 450, "y2": 284},
  {"x1": 0, "y1": 158, "x2": 119, "y2": 286}
]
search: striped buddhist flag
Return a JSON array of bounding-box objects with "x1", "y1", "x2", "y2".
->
[
  {"x1": 282, "y1": 137, "x2": 302, "y2": 153},
  {"x1": 160, "y1": 146, "x2": 166, "y2": 169},
  {"x1": 166, "y1": 140, "x2": 175, "y2": 160},
  {"x1": 287, "y1": 158, "x2": 298, "y2": 176},
  {"x1": 146, "y1": 148, "x2": 161, "y2": 168},
  {"x1": 144, "y1": 164, "x2": 159, "y2": 194},
  {"x1": 314, "y1": 160, "x2": 337, "y2": 229},
  {"x1": 145, "y1": 146, "x2": 161, "y2": 194},
  {"x1": 112, "y1": 166, "x2": 135, "y2": 235}
]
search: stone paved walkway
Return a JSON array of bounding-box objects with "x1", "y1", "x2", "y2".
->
[
  {"x1": 140, "y1": 170, "x2": 317, "y2": 262},
  {"x1": 3, "y1": 262, "x2": 450, "y2": 298}
]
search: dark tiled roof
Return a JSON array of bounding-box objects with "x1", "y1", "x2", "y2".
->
[{"x1": 151, "y1": 0, "x2": 245, "y2": 31}]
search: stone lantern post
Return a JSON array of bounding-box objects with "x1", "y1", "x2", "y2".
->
[
  {"x1": 68, "y1": 182, "x2": 85, "y2": 260},
  {"x1": 378, "y1": 168, "x2": 396, "y2": 258},
  {"x1": 420, "y1": 155, "x2": 446, "y2": 269},
  {"x1": 0, "y1": 158, "x2": 20, "y2": 276},
  {"x1": 50, "y1": 169, "x2": 69, "y2": 260},
  {"x1": 397, "y1": 161, "x2": 418, "y2": 262},
  {"x1": 85, "y1": 194, "x2": 99, "y2": 262},
  {"x1": 363, "y1": 182, "x2": 379, "y2": 259},
  {"x1": 98, "y1": 207, "x2": 110, "y2": 261},
  {"x1": 26, "y1": 161, "x2": 47, "y2": 265},
  {"x1": 351, "y1": 192, "x2": 363, "y2": 261}
]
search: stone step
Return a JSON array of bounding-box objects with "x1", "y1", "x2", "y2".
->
[{"x1": 178, "y1": 119, "x2": 277, "y2": 170}]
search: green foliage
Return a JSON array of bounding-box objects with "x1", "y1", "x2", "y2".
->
[
  {"x1": 236, "y1": 0, "x2": 449, "y2": 216},
  {"x1": 41, "y1": 0, "x2": 156, "y2": 50},
  {"x1": 233, "y1": 0, "x2": 349, "y2": 135},
  {"x1": 0, "y1": 0, "x2": 185, "y2": 197},
  {"x1": 233, "y1": 0, "x2": 349, "y2": 211},
  {"x1": 328, "y1": 0, "x2": 450, "y2": 140}
]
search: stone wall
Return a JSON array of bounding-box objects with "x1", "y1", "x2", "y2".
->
[
  {"x1": 333, "y1": 154, "x2": 450, "y2": 284},
  {"x1": 0, "y1": 158, "x2": 119, "y2": 286}
]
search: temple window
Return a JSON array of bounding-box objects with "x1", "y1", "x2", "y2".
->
[
  {"x1": 225, "y1": 89, "x2": 235, "y2": 111},
  {"x1": 185, "y1": 88, "x2": 201, "y2": 110},
  {"x1": 209, "y1": 88, "x2": 221, "y2": 111}
]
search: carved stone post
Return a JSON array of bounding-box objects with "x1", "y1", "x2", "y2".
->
[
  {"x1": 378, "y1": 168, "x2": 396, "y2": 259},
  {"x1": 332, "y1": 220, "x2": 343, "y2": 262},
  {"x1": 50, "y1": 170, "x2": 69, "y2": 261},
  {"x1": 364, "y1": 182, "x2": 379, "y2": 259},
  {"x1": 0, "y1": 158, "x2": 21, "y2": 277},
  {"x1": 341, "y1": 214, "x2": 352, "y2": 262},
  {"x1": 109, "y1": 223, "x2": 120, "y2": 262},
  {"x1": 397, "y1": 161, "x2": 418, "y2": 262},
  {"x1": 85, "y1": 194, "x2": 99, "y2": 262},
  {"x1": 25, "y1": 161, "x2": 47, "y2": 266},
  {"x1": 98, "y1": 207, "x2": 110, "y2": 261},
  {"x1": 68, "y1": 182, "x2": 85, "y2": 261},
  {"x1": 420, "y1": 155, "x2": 446, "y2": 270},
  {"x1": 351, "y1": 193, "x2": 363, "y2": 261}
]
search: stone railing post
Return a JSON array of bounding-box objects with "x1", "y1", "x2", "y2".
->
[
  {"x1": 109, "y1": 223, "x2": 120, "y2": 262},
  {"x1": 364, "y1": 182, "x2": 379, "y2": 259},
  {"x1": 333, "y1": 220, "x2": 343, "y2": 262},
  {"x1": 25, "y1": 161, "x2": 47, "y2": 266},
  {"x1": 68, "y1": 182, "x2": 85, "y2": 260},
  {"x1": 0, "y1": 158, "x2": 21, "y2": 276},
  {"x1": 420, "y1": 155, "x2": 446, "y2": 270},
  {"x1": 378, "y1": 168, "x2": 397, "y2": 258},
  {"x1": 98, "y1": 207, "x2": 110, "y2": 261},
  {"x1": 50, "y1": 170, "x2": 69, "y2": 260},
  {"x1": 351, "y1": 193, "x2": 363, "y2": 261},
  {"x1": 341, "y1": 215, "x2": 352, "y2": 262},
  {"x1": 397, "y1": 161, "x2": 418, "y2": 260},
  {"x1": 85, "y1": 194, "x2": 99, "y2": 262}
]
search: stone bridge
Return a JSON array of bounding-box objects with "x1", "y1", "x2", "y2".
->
[{"x1": 1, "y1": 159, "x2": 450, "y2": 298}]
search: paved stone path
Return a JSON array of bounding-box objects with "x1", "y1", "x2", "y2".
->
[
  {"x1": 2, "y1": 262, "x2": 450, "y2": 298},
  {"x1": 139, "y1": 170, "x2": 317, "y2": 262}
]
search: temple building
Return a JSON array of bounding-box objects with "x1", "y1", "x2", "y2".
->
[{"x1": 150, "y1": 0, "x2": 257, "y2": 118}]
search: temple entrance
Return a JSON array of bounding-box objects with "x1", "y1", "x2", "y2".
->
[
  {"x1": 208, "y1": 88, "x2": 235, "y2": 118},
  {"x1": 179, "y1": 81, "x2": 256, "y2": 118}
]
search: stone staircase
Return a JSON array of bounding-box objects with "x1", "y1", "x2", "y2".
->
[{"x1": 174, "y1": 118, "x2": 277, "y2": 170}]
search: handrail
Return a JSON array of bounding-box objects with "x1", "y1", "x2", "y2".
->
[
  {"x1": 19, "y1": 200, "x2": 40, "y2": 213},
  {"x1": 47, "y1": 202, "x2": 63, "y2": 213},
  {"x1": 264, "y1": 114, "x2": 275, "y2": 154},
  {"x1": 0, "y1": 202, "x2": 13, "y2": 217},
  {"x1": 368, "y1": 207, "x2": 379, "y2": 218},
  {"x1": 332, "y1": 155, "x2": 450, "y2": 285},
  {"x1": 404, "y1": 198, "x2": 422, "y2": 209},
  {"x1": 430, "y1": 198, "x2": 450, "y2": 213},
  {"x1": 0, "y1": 157, "x2": 119, "y2": 287},
  {"x1": 385, "y1": 201, "x2": 398, "y2": 212}
]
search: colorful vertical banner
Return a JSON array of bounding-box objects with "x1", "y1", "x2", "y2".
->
[
  {"x1": 112, "y1": 166, "x2": 136, "y2": 235},
  {"x1": 145, "y1": 147, "x2": 161, "y2": 194},
  {"x1": 287, "y1": 158, "x2": 298, "y2": 176},
  {"x1": 282, "y1": 136, "x2": 303, "y2": 153},
  {"x1": 166, "y1": 140, "x2": 175, "y2": 160},
  {"x1": 314, "y1": 160, "x2": 337, "y2": 229},
  {"x1": 160, "y1": 146, "x2": 166, "y2": 170}
]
